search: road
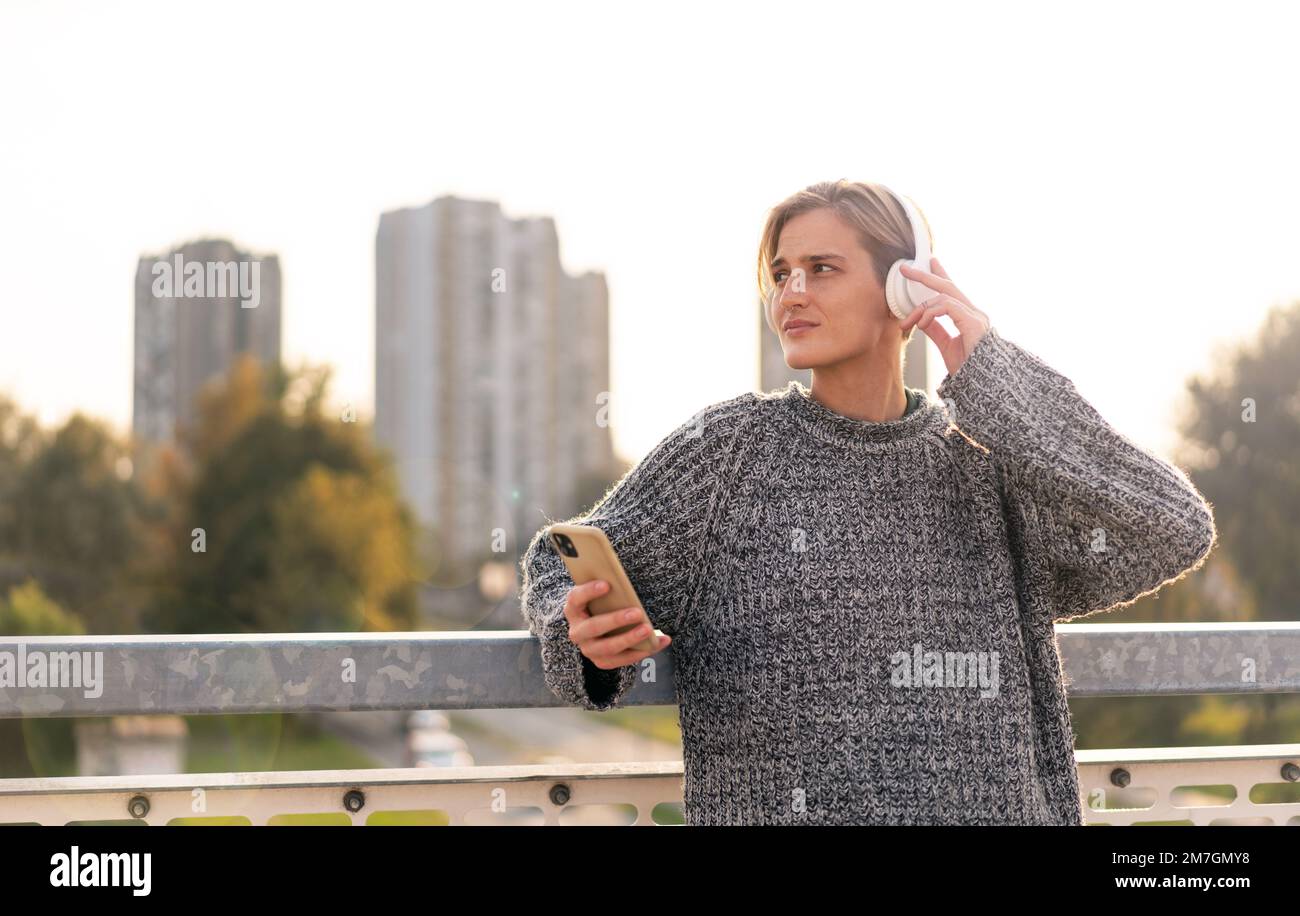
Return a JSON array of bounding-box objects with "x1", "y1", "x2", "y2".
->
[{"x1": 312, "y1": 707, "x2": 682, "y2": 768}]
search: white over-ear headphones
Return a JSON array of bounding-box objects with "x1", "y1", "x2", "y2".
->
[{"x1": 880, "y1": 184, "x2": 935, "y2": 321}]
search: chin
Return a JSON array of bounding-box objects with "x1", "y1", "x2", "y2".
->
[{"x1": 783, "y1": 348, "x2": 822, "y2": 371}]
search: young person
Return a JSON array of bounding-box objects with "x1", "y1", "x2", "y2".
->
[{"x1": 519, "y1": 179, "x2": 1217, "y2": 825}]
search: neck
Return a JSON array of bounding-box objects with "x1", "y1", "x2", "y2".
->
[{"x1": 809, "y1": 342, "x2": 907, "y2": 423}]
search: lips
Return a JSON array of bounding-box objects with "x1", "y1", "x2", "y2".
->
[{"x1": 783, "y1": 320, "x2": 818, "y2": 332}]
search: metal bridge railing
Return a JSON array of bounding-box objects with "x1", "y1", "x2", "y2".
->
[{"x1": 2, "y1": 622, "x2": 1299, "y2": 825}]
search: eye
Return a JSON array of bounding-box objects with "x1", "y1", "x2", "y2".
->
[{"x1": 772, "y1": 263, "x2": 834, "y2": 284}]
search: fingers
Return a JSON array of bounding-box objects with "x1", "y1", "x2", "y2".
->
[
  {"x1": 899, "y1": 261, "x2": 975, "y2": 311},
  {"x1": 898, "y1": 262, "x2": 952, "y2": 295},
  {"x1": 901, "y1": 300, "x2": 963, "y2": 367},
  {"x1": 922, "y1": 258, "x2": 992, "y2": 324},
  {"x1": 900, "y1": 299, "x2": 988, "y2": 374},
  {"x1": 598, "y1": 632, "x2": 672, "y2": 668},
  {"x1": 565, "y1": 578, "x2": 663, "y2": 634},
  {"x1": 900, "y1": 295, "x2": 989, "y2": 336},
  {"x1": 581, "y1": 605, "x2": 670, "y2": 667},
  {"x1": 562, "y1": 578, "x2": 610, "y2": 627},
  {"x1": 585, "y1": 623, "x2": 671, "y2": 670},
  {"x1": 563, "y1": 580, "x2": 671, "y2": 670},
  {"x1": 598, "y1": 619, "x2": 660, "y2": 654},
  {"x1": 899, "y1": 296, "x2": 954, "y2": 332},
  {"x1": 580, "y1": 604, "x2": 647, "y2": 640}
]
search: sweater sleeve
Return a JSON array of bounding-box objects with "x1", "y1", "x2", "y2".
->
[
  {"x1": 936, "y1": 328, "x2": 1218, "y2": 623},
  {"x1": 518, "y1": 395, "x2": 750, "y2": 710}
]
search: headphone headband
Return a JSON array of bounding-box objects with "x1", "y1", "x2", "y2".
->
[
  {"x1": 878, "y1": 183, "x2": 936, "y2": 319},
  {"x1": 879, "y1": 184, "x2": 932, "y2": 301}
]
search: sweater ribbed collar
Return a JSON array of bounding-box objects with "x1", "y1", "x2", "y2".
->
[{"x1": 778, "y1": 379, "x2": 950, "y2": 451}]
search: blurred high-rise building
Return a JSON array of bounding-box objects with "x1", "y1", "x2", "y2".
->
[
  {"x1": 132, "y1": 238, "x2": 282, "y2": 450},
  {"x1": 375, "y1": 195, "x2": 617, "y2": 613},
  {"x1": 759, "y1": 307, "x2": 930, "y2": 395}
]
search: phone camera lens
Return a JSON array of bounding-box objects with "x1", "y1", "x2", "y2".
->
[{"x1": 551, "y1": 532, "x2": 578, "y2": 558}]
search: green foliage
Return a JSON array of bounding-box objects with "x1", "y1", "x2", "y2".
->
[
  {"x1": 1071, "y1": 300, "x2": 1300, "y2": 751},
  {"x1": 0, "y1": 578, "x2": 85, "y2": 636},
  {"x1": 141, "y1": 354, "x2": 421, "y2": 633},
  {"x1": 1172, "y1": 301, "x2": 1300, "y2": 619},
  {"x1": 0, "y1": 403, "x2": 127, "y2": 778},
  {"x1": 0, "y1": 578, "x2": 84, "y2": 780},
  {"x1": 0, "y1": 396, "x2": 148, "y2": 633}
]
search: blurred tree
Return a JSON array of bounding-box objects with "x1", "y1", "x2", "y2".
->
[
  {"x1": 0, "y1": 397, "x2": 149, "y2": 633},
  {"x1": 140, "y1": 354, "x2": 421, "y2": 633},
  {"x1": 0, "y1": 396, "x2": 43, "y2": 521},
  {"x1": 1097, "y1": 549, "x2": 1257, "y2": 624},
  {"x1": 250, "y1": 464, "x2": 418, "y2": 631},
  {"x1": 1068, "y1": 549, "x2": 1269, "y2": 749},
  {"x1": 1072, "y1": 303, "x2": 1299, "y2": 752},
  {"x1": 1173, "y1": 300, "x2": 1300, "y2": 620},
  {"x1": 0, "y1": 395, "x2": 43, "y2": 595},
  {"x1": 0, "y1": 579, "x2": 83, "y2": 777},
  {"x1": 0, "y1": 577, "x2": 86, "y2": 636}
]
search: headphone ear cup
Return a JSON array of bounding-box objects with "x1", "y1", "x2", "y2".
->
[{"x1": 884, "y1": 261, "x2": 914, "y2": 320}]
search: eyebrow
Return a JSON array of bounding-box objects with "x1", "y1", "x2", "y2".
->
[{"x1": 770, "y1": 253, "x2": 846, "y2": 269}]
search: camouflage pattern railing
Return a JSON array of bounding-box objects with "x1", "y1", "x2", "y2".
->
[
  {"x1": 2, "y1": 622, "x2": 1299, "y2": 718},
  {"x1": 2, "y1": 623, "x2": 1298, "y2": 825}
]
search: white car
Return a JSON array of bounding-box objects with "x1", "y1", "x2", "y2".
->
[
  {"x1": 405, "y1": 710, "x2": 450, "y2": 733},
  {"x1": 403, "y1": 710, "x2": 474, "y2": 768}
]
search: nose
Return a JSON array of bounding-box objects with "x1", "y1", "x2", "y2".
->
[
  {"x1": 775, "y1": 300, "x2": 809, "y2": 338},
  {"x1": 771, "y1": 281, "x2": 807, "y2": 321},
  {"x1": 776, "y1": 277, "x2": 807, "y2": 308}
]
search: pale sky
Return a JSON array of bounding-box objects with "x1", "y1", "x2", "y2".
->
[{"x1": 2, "y1": 0, "x2": 1296, "y2": 463}]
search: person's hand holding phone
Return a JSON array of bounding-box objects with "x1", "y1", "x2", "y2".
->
[{"x1": 564, "y1": 579, "x2": 671, "y2": 669}]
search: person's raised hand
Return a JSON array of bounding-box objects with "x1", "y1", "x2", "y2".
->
[{"x1": 897, "y1": 256, "x2": 991, "y2": 376}]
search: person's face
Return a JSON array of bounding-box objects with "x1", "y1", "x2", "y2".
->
[{"x1": 766, "y1": 207, "x2": 902, "y2": 369}]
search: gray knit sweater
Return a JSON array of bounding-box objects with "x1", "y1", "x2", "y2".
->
[{"x1": 519, "y1": 328, "x2": 1218, "y2": 825}]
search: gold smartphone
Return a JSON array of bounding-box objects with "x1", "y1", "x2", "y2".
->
[{"x1": 546, "y1": 522, "x2": 663, "y2": 655}]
